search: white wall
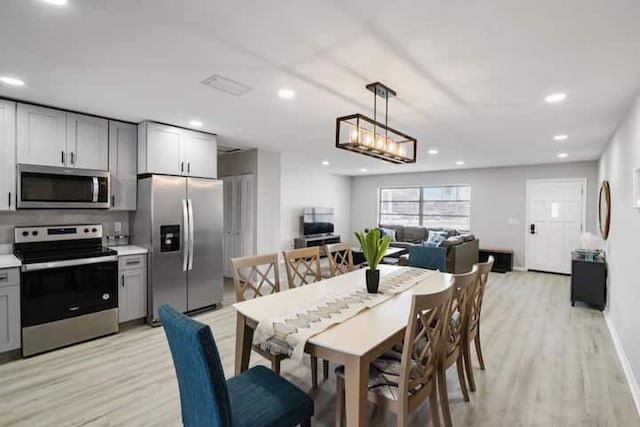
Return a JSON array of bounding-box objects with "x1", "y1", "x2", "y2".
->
[
  {"x1": 280, "y1": 164, "x2": 351, "y2": 250},
  {"x1": 350, "y1": 161, "x2": 599, "y2": 267},
  {"x1": 256, "y1": 149, "x2": 282, "y2": 254},
  {"x1": 599, "y1": 93, "x2": 640, "y2": 412}
]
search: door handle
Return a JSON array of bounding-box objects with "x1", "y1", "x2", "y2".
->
[
  {"x1": 121, "y1": 275, "x2": 125, "y2": 287},
  {"x1": 182, "y1": 199, "x2": 189, "y2": 272},
  {"x1": 92, "y1": 177, "x2": 99, "y2": 203},
  {"x1": 61, "y1": 150, "x2": 65, "y2": 164},
  {"x1": 530, "y1": 224, "x2": 536, "y2": 235},
  {"x1": 187, "y1": 198, "x2": 194, "y2": 271}
]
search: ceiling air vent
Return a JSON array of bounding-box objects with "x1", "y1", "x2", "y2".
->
[
  {"x1": 217, "y1": 144, "x2": 244, "y2": 154},
  {"x1": 201, "y1": 74, "x2": 252, "y2": 96}
]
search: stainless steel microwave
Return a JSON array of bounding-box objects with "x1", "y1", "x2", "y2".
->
[{"x1": 17, "y1": 165, "x2": 110, "y2": 209}]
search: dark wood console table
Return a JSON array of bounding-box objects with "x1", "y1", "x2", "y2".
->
[
  {"x1": 294, "y1": 234, "x2": 341, "y2": 256},
  {"x1": 571, "y1": 252, "x2": 607, "y2": 311}
]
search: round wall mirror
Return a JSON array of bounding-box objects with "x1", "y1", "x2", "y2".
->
[{"x1": 599, "y1": 180, "x2": 611, "y2": 239}]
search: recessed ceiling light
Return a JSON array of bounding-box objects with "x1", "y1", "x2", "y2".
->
[
  {"x1": 42, "y1": 0, "x2": 68, "y2": 5},
  {"x1": 0, "y1": 76, "x2": 25, "y2": 86},
  {"x1": 428, "y1": 149, "x2": 439, "y2": 155},
  {"x1": 554, "y1": 134, "x2": 568, "y2": 141},
  {"x1": 557, "y1": 152, "x2": 568, "y2": 158},
  {"x1": 278, "y1": 88, "x2": 296, "y2": 99},
  {"x1": 189, "y1": 120, "x2": 203, "y2": 127},
  {"x1": 360, "y1": 168, "x2": 367, "y2": 172},
  {"x1": 456, "y1": 160, "x2": 465, "y2": 166},
  {"x1": 545, "y1": 92, "x2": 567, "y2": 103},
  {"x1": 321, "y1": 160, "x2": 330, "y2": 166}
]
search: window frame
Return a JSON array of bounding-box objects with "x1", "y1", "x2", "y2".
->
[{"x1": 378, "y1": 184, "x2": 471, "y2": 229}]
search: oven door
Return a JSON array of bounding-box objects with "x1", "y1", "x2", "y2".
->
[
  {"x1": 17, "y1": 164, "x2": 110, "y2": 209},
  {"x1": 21, "y1": 257, "x2": 118, "y2": 327}
]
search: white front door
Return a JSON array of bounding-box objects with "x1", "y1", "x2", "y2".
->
[{"x1": 526, "y1": 179, "x2": 585, "y2": 274}]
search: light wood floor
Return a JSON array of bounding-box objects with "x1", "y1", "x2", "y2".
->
[{"x1": 0, "y1": 271, "x2": 638, "y2": 426}]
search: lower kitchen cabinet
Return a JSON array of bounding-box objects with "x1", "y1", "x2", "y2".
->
[
  {"x1": 118, "y1": 255, "x2": 147, "y2": 323},
  {"x1": 0, "y1": 268, "x2": 21, "y2": 352}
]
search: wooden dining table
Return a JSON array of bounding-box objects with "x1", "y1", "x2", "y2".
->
[{"x1": 233, "y1": 265, "x2": 451, "y2": 427}]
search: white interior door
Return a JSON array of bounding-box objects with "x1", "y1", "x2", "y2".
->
[
  {"x1": 526, "y1": 179, "x2": 585, "y2": 274},
  {"x1": 238, "y1": 174, "x2": 255, "y2": 258},
  {"x1": 222, "y1": 176, "x2": 236, "y2": 278}
]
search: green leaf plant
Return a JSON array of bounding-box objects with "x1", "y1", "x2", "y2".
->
[{"x1": 354, "y1": 228, "x2": 392, "y2": 271}]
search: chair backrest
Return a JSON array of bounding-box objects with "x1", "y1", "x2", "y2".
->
[
  {"x1": 159, "y1": 304, "x2": 232, "y2": 427},
  {"x1": 282, "y1": 247, "x2": 322, "y2": 288},
  {"x1": 398, "y1": 286, "x2": 454, "y2": 410},
  {"x1": 325, "y1": 242, "x2": 354, "y2": 277},
  {"x1": 467, "y1": 256, "x2": 494, "y2": 336},
  {"x1": 408, "y1": 246, "x2": 447, "y2": 272},
  {"x1": 442, "y1": 267, "x2": 478, "y2": 361},
  {"x1": 231, "y1": 254, "x2": 281, "y2": 302}
]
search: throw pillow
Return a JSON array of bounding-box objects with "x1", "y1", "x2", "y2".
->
[
  {"x1": 426, "y1": 230, "x2": 448, "y2": 245},
  {"x1": 379, "y1": 227, "x2": 397, "y2": 241},
  {"x1": 421, "y1": 240, "x2": 439, "y2": 248}
]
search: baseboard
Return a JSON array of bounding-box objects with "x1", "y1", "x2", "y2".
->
[
  {"x1": 604, "y1": 311, "x2": 640, "y2": 415},
  {"x1": 513, "y1": 266, "x2": 526, "y2": 272}
]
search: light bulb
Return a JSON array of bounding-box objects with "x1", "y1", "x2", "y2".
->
[
  {"x1": 364, "y1": 134, "x2": 372, "y2": 146},
  {"x1": 376, "y1": 137, "x2": 385, "y2": 150},
  {"x1": 350, "y1": 129, "x2": 359, "y2": 142},
  {"x1": 387, "y1": 141, "x2": 396, "y2": 154},
  {"x1": 398, "y1": 145, "x2": 407, "y2": 157}
]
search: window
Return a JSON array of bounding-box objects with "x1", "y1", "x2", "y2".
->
[{"x1": 379, "y1": 185, "x2": 471, "y2": 230}]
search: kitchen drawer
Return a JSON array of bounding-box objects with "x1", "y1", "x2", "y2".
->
[
  {"x1": 0, "y1": 268, "x2": 19, "y2": 289},
  {"x1": 118, "y1": 255, "x2": 146, "y2": 272}
]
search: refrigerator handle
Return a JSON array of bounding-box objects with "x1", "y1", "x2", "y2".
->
[
  {"x1": 188, "y1": 198, "x2": 195, "y2": 270},
  {"x1": 182, "y1": 198, "x2": 189, "y2": 272}
]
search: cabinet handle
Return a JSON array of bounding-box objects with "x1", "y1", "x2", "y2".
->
[
  {"x1": 111, "y1": 195, "x2": 115, "y2": 207},
  {"x1": 121, "y1": 275, "x2": 125, "y2": 287},
  {"x1": 126, "y1": 260, "x2": 141, "y2": 266},
  {"x1": 61, "y1": 151, "x2": 65, "y2": 164},
  {"x1": 8, "y1": 192, "x2": 10, "y2": 208},
  {"x1": 0, "y1": 273, "x2": 7, "y2": 282},
  {"x1": 71, "y1": 152, "x2": 75, "y2": 164},
  {"x1": 181, "y1": 161, "x2": 184, "y2": 173},
  {"x1": 187, "y1": 162, "x2": 190, "y2": 173}
]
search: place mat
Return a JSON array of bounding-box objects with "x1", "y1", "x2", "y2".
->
[{"x1": 253, "y1": 267, "x2": 433, "y2": 359}]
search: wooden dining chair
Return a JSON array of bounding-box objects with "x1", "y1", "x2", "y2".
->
[
  {"x1": 437, "y1": 267, "x2": 479, "y2": 427},
  {"x1": 281, "y1": 246, "x2": 329, "y2": 388},
  {"x1": 325, "y1": 242, "x2": 354, "y2": 277},
  {"x1": 231, "y1": 254, "x2": 288, "y2": 374},
  {"x1": 282, "y1": 247, "x2": 322, "y2": 287},
  {"x1": 335, "y1": 286, "x2": 454, "y2": 427},
  {"x1": 463, "y1": 256, "x2": 494, "y2": 392}
]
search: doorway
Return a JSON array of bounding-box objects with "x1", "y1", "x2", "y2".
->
[{"x1": 525, "y1": 179, "x2": 586, "y2": 274}]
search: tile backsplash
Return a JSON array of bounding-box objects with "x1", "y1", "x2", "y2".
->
[{"x1": 0, "y1": 210, "x2": 130, "y2": 246}]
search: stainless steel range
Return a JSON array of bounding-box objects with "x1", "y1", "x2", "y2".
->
[{"x1": 14, "y1": 224, "x2": 119, "y2": 357}]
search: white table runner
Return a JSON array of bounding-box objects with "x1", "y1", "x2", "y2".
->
[{"x1": 253, "y1": 267, "x2": 434, "y2": 359}]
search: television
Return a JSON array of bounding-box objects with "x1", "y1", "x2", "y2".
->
[{"x1": 303, "y1": 207, "x2": 334, "y2": 236}]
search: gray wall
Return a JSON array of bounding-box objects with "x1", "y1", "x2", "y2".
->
[
  {"x1": 599, "y1": 92, "x2": 640, "y2": 408},
  {"x1": 350, "y1": 161, "x2": 599, "y2": 267}
]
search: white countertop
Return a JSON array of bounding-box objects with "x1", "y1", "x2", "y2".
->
[
  {"x1": 0, "y1": 255, "x2": 21, "y2": 269},
  {"x1": 110, "y1": 245, "x2": 148, "y2": 256}
]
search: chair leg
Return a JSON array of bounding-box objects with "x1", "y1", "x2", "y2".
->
[
  {"x1": 463, "y1": 338, "x2": 476, "y2": 392},
  {"x1": 438, "y1": 365, "x2": 453, "y2": 427},
  {"x1": 456, "y1": 354, "x2": 470, "y2": 402},
  {"x1": 335, "y1": 374, "x2": 345, "y2": 427},
  {"x1": 310, "y1": 356, "x2": 319, "y2": 389},
  {"x1": 429, "y1": 388, "x2": 441, "y2": 427},
  {"x1": 474, "y1": 334, "x2": 486, "y2": 370},
  {"x1": 323, "y1": 359, "x2": 329, "y2": 380},
  {"x1": 300, "y1": 419, "x2": 311, "y2": 427},
  {"x1": 271, "y1": 356, "x2": 281, "y2": 375}
]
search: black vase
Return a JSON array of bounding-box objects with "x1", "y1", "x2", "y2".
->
[{"x1": 366, "y1": 268, "x2": 380, "y2": 294}]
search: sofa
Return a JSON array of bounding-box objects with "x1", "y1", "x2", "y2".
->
[{"x1": 378, "y1": 224, "x2": 479, "y2": 274}]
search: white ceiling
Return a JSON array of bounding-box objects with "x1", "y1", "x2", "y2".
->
[{"x1": 1, "y1": 0, "x2": 639, "y2": 175}]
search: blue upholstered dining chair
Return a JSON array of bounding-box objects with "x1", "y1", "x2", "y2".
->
[
  {"x1": 159, "y1": 304, "x2": 314, "y2": 427},
  {"x1": 408, "y1": 245, "x2": 447, "y2": 272}
]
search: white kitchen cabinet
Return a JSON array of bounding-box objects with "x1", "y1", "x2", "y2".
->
[
  {"x1": 17, "y1": 103, "x2": 67, "y2": 168},
  {"x1": 138, "y1": 121, "x2": 217, "y2": 178},
  {"x1": 0, "y1": 268, "x2": 20, "y2": 353},
  {"x1": 183, "y1": 131, "x2": 217, "y2": 179},
  {"x1": 118, "y1": 255, "x2": 147, "y2": 323},
  {"x1": 222, "y1": 174, "x2": 255, "y2": 277},
  {"x1": 67, "y1": 113, "x2": 109, "y2": 170},
  {"x1": 17, "y1": 104, "x2": 109, "y2": 171},
  {"x1": 0, "y1": 100, "x2": 16, "y2": 211},
  {"x1": 109, "y1": 121, "x2": 137, "y2": 210}
]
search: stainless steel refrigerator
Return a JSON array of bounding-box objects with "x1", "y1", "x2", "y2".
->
[{"x1": 132, "y1": 175, "x2": 223, "y2": 324}]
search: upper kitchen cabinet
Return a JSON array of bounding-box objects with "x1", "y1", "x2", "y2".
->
[
  {"x1": 109, "y1": 121, "x2": 137, "y2": 211},
  {"x1": 0, "y1": 100, "x2": 16, "y2": 211},
  {"x1": 138, "y1": 121, "x2": 217, "y2": 178},
  {"x1": 183, "y1": 130, "x2": 217, "y2": 179},
  {"x1": 67, "y1": 113, "x2": 108, "y2": 170},
  {"x1": 17, "y1": 104, "x2": 109, "y2": 171},
  {"x1": 17, "y1": 103, "x2": 67, "y2": 168}
]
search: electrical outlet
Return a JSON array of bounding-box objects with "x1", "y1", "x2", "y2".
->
[{"x1": 114, "y1": 221, "x2": 122, "y2": 233}]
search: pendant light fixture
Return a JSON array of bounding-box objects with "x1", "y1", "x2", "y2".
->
[{"x1": 335, "y1": 82, "x2": 417, "y2": 164}]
